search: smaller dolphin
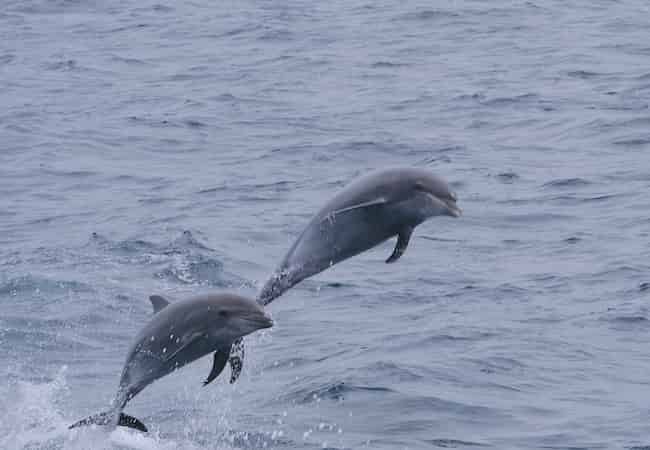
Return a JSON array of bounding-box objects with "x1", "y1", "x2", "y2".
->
[{"x1": 69, "y1": 292, "x2": 273, "y2": 433}]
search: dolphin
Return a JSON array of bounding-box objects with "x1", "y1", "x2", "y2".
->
[
  {"x1": 69, "y1": 292, "x2": 273, "y2": 433},
  {"x1": 226, "y1": 167, "x2": 461, "y2": 382},
  {"x1": 257, "y1": 167, "x2": 461, "y2": 304}
]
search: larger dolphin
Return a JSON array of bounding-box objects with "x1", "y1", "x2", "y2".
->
[
  {"x1": 258, "y1": 167, "x2": 461, "y2": 304},
  {"x1": 227, "y1": 167, "x2": 461, "y2": 381},
  {"x1": 69, "y1": 292, "x2": 273, "y2": 433}
]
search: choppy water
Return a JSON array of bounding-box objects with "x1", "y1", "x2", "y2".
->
[{"x1": 2, "y1": 0, "x2": 650, "y2": 449}]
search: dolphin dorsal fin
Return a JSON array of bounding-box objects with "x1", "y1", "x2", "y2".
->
[{"x1": 149, "y1": 295, "x2": 170, "y2": 313}]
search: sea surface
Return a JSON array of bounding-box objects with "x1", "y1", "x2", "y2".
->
[{"x1": 2, "y1": 0, "x2": 650, "y2": 449}]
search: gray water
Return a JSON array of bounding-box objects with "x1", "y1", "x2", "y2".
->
[{"x1": 2, "y1": 0, "x2": 650, "y2": 449}]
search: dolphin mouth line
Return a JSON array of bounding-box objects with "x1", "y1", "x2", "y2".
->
[
  {"x1": 426, "y1": 193, "x2": 462, "y2": 217},
  {"x1": 246, "y1": 314, "x2": 274, "y2": 329}
]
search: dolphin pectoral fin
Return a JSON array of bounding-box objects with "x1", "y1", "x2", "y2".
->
[
  {"x1": 386, "y1": 226, "x2": 413, "y2": 263},
  {"x1": 322, "y1": 198, "x2": 387, "y2": 223},
  {"x1": 203, "y1": 349, "x2": 229, "y2": 386},
  {"x1": 149, "y1": 295, "x2": 170, "y2": 313},
  {"x1": 228, "y1": 338, "x2": 245, "y2": 384}
]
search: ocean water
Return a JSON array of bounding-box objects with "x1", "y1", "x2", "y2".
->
[{"x1": 2, "y1": 0, "x2": 650, "y2": 449}]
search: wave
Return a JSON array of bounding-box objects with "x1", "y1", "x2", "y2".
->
[
  {"x1": 395, "y1": 9, "x2": 461, "y2": 22},
  {"x1": 541, "y1": 178, "x2": 592, "y2": 189},
  {"x1": 0, "y1": 367, "x2": 250, "y2": 450},
  {"x1": 426, "y1": 438, "x2": 489, "y2": 447},
  {"x1": 284, "y1": 379, "x2": 394, "y2": 404},
  {"x1": 84, "y1": 231, "x2": 252, "y2": 288},
  {"x1": 0, "y1": 275, "x2": 93, "y2": 296}
]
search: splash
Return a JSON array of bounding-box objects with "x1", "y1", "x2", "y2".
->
[
  {"x1": 0, "y1": 367, "x2": 231, "y2": 450},
  {"x1": 0, "y1": 366, "x2": 70, "y2": 450}
]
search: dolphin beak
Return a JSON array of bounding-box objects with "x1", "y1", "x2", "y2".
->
[
  {"x1": 248, "y1": 312, "x2": 274, "y2": 330},
  {"x1": 261, "y1": 314, "x2": 274, "y2": 329},
  {"x1": 427, "y1": 193, "x2": 462, "y2": 217},
  {"x1": 445, "y1": 201, "x2": 462, "y2": 218},
  {"x1": 443, "y1": 190, "x2": 461, "y2": 217}
]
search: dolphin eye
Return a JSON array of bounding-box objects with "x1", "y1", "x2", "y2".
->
[
  {"x1": 218, "y1": 310, "x2": 228, "y2": 318},
  {"x1": 414, "y1": 181, "x2": 427, "y2": 192}
]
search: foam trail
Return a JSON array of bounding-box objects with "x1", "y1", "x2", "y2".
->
[
  {"x1": 0, "y1": 367, "x2": 195, "y2": 450},
  {"x1": 0, "y1": 367, "x2": 71, "y2": 450}
]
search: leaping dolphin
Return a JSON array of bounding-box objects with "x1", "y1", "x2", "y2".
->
[
  {"x1": 69, "y1": 292, "x2": 273, "y2": 433},
  {"x1": 227, "y1": 167, "x2": 461, "y2": 382},
  {"x1": 258, "y1": 167, "x2": 461, "y2": 305}
]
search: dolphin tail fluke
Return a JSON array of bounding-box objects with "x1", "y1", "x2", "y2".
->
[
  {"x1": 258, "y1": 268, "x2": 295, "y2": 306},
  {"x1": 118, "y1": 413, "x2": 148, "y2": 432},
  {"x1": 69, "y1": 411, "x2": 148, "y2": 433},
  {"x1": 228, "y1": 338, "x2": 245, "y2": 384},
  {"x1": 69, "y1": 410, "x2": 114, "y2": 429}
]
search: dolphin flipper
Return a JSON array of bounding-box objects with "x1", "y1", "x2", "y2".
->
[
  {"x1": 203, "y1": 349, "x2": 229, "y2": 386},
  {"x1": 386, "y1": 226, "x2": 413, "y2": 263},
  {"x1": 228, "y1": 338, "x2": 245, "y2": 383}
]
